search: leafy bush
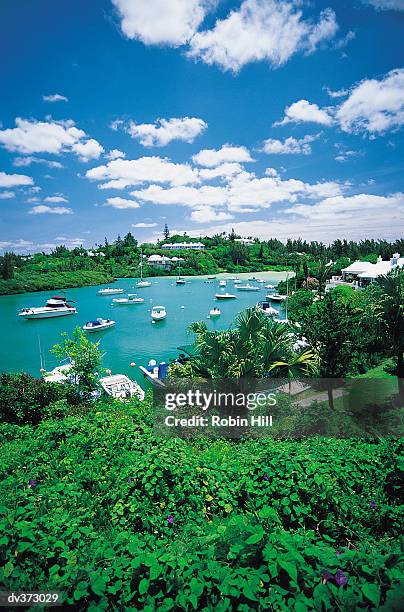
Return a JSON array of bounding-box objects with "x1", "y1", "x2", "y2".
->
[{"x1": 0, "y1": 373, "x2": 65, "y2": 425}]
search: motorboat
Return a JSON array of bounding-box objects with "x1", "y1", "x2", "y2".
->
[
  {"x1": 207, "y1": 276, "x2": 216, "y2": 280},
  {"x1": 233, "y1": 279, "x2": 242, "y2": 284},
  {"x1": 99, "y1": 374, "x2": 145, "y2": 401},
  {"x1": 83, "y1": 318, "x2": 116, "y2": 332},
  {"x1": 209, "y1": 307, "x2": 221, "y2": 317},
  {"x1": 265, "y1": 284, "x2": 276, "y2": 290},
  {"x1": 151, "y1": 305, "x2": 167, "y2": 321},
  {"x1": 237, "y1": 284, "x2": 261, "y2": 291},
  {"x1": 256, "y1": 279, "x2": 265, "y2": 284},
  {"x1": 42, "y1": 362, "x2": 74, "y2": 384},
  {"x1": 139, "y1": 359, "x2": 168, "y2": 386},
  {"x1": 256, "y1": 301, "x2": 278, "y2": 316},
  {"x1": 215, "y1": 293, "x2": 236, "y2": 299},
  {"x1": 137, "y1": 248, "x2": 152, "y2": 287},
  {"x1": 112, "y1": 294, "x2": 144, "y2": 304},
  {"x1": 97, "y1": 287, "x2": 124, "y2": 295},
  {"x1": 18, "y1": 295, "x2": 77, "y2": 319},
  {"x1": 269, "y1": 293, "x2": 288, "y2": 302},
  {"x1": 219, "y1": 280, "x2": 227, "y2": 287}
]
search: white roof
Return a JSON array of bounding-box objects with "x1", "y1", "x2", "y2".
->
[{"x1": 342, "y1": 261, "x2": 374, "y2": 274}]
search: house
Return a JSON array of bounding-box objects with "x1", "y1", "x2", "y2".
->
[
  {"x1": 326, "y1": 253, "x2": 404, "y2": 291},
  {"x1": 234, "y1": 237, "x2": 254, "y2": 245},
  {"x1": 147, "y1": 254, "x2": 172, "y2": 269},
  {"x1": 160, "y1": 242, "x2": 204, "y2": 250}
]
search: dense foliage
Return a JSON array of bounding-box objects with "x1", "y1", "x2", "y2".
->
[{"x1": 0, "y1": 394, "x2": 402, "y2": 610}]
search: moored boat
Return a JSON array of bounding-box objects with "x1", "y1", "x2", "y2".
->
[
  {"x1": 269, "y1": 293, "x2": 288, "y2": 302},
  {"x1": 209, "y1": 307, "x2": 221, "y2": 317},
  {"x1": 237, "y1": 284, "x2": 261, "y2": 291},
  {"x1": 112, "y1": 294, "x2": 144, "y2": 304},
  {"x1": 97, "y1": 287, "x2": 124, "y2": 295},
  {"x1": 151, "y1": 305, "x2": 167, "y2": 321},
  {"x1": 256, "y1": 301, "x2": 278, "y2": 316},
  {"x1": 83, "y1": 318, "x2": 115, "y2": 332},
  {"x1": 215, "y1": 292, "x2": 236, "y2": 299},
  {"x1": 18, "y1": 295, "x2": 77, "y2": 319},
  {"x1": 99, "y1": 374, "x2": 145, "y2": 401},
  {"x1": 219, "y1": 280, "x2": 227, "y2": 287}
]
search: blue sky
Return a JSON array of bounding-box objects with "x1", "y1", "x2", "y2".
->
[{"x1": 0, "y1": 0, "x2": 403, "y2": 252}]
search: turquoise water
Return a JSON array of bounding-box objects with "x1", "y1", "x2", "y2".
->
[{"x1": 0, "y1": 272, "x2": 288, "y2": 385}]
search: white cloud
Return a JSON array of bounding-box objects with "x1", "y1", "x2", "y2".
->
[
  {"x1": 104, "y1": 197, "x2": 140, "y2": 209},
  {"x1": 127, "y1": 117, "x2": 207, "y2": 147},
  {"x1": 0, "y1": 191, "x2": 15, "y2": 199},
  {"x1": 29, "y1": 205, "x2": 73, "y2": 215},
  {"x1": 324, "y1": 86, "x2": 349, "y2": 99},
  {"x1": 132, "y1": 222, "x2": 158, "y2": 227},
  {"x1": 262, "y1": 133, "x2": 320, "y2": 155},
  {"x1": 72, "y1": 139, "x2": 105, "y2": 162},
  {"x1": 13, "y1": 156, "x2": 64, "y2": 169},
  {"x1": 363, "y1": 1, "x2": 404, "y2": 10},
  {"x1": 0, "y1": 239, "x2": 34, "y2": 251},
  {"x1": 275, "y1": 99, "x2": 334, "y2": 126},
  {"x1": 0, "y1": 171, "x2": 33, "y2": 187},
  {"x1": 112, "y1": 0, "x2": 215, "y2": 46},
  {"x1": 192, "y1": 144, "x2": 253, "y2": 167},
  {"x1": 336, "y1": 68, "x2": 404, "y2": 134},
  {"x1": 188, "y1": 0, "x2": 338, "y2": 72},
  {"x1": 44, "y1": 195, "x2": 68, "y2": 203},
  {"x1": 107, "y1": 149, "x2": 126, "y2": 160},
  {"x1": 131, "y1": 184, "x2": 227, "y2": 207},
  {"x1": 190, "y1": 207, "x2": 233, "y2": 223},
  {"x1": 85, "y1": 157, "x2": 199, "y2": 189},
  {"x1": 198, "y1": 162, "x2": 244, "y2": 179},
  {"x1": 0, "y1": 118, "x2": 103, "y2": 161},
  {"x1": 43, "y1": 94, "x2": 69, "y2": 102}
]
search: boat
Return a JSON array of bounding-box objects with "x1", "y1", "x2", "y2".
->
[
  {"x1": 42, "y1": 362, "x2": 74, "y2": 384},
  {"x1": 233, "y1": 279, "x2": 242, "y2": 284},
  {"x1": 209, "y1": 307, "x2": 221, "y2": 317},
  {"x1": 207, "y1": 276, "x2": 216, "y2": 280},
  {"x1": 139, "y1": 359, "x2": 168, "y2": 386},
  {"x1": 215, "y1": 293, "x2": 236, "y2": 299},
  {"x1": 265, "y1": 284, "x2": 276, "y2": 290},
  {"x1": 256, "y1": 301, "x2": 278, "y2": 316},
  {"x1": 137, "y1": 249, "x2": 152, "y2": 287},
  {"x1": 97, "y1": 287, "x2": 124, "y2": 295},
  {"x1": 99, "y1": 374, "x2": 145, "y2": 401},
  {"x1": 269, "y1": 293, "x2": 288, "y2": 302},
  {"x1": 112, "y1": 294, "x2": 144, "y2": 304},
  {"x1": 18, "y1": 295, "x2": 77, "y2": 319},
  {"x1": 219, "y1": 280, "x2": 227, "y2": 287},
  {"x1": 151, "y1": 305, "x2": 167, "y2": 321},
  {"x1": 237, "y1": 284, "x2": 261, "y2": 291},
  {"x1": 248, "y1": 276, "x2": 260, "y2": 281},
  {"x1": 176, "y1": 261, "x2": 186, "y2": 284},
  {"x1": 83, "y1": 318, "x2": 115, "y2": 332}
]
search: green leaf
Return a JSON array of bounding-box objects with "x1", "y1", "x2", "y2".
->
[
  {"x1": 278, "y1": 559, "x2": 297, "y2": 583},
  {"x1": 3, "y1": 561, "x2": 13, "y2": 578},
  {"x1": 91, "y1": 576, "x2": 107, "y2": 596},
  {"x1": 138, "y1": 578, "x2": 149, "y2": 595},
  {"x1": 362, "y1": 584, "x2": 380, "y2": 607},
  {"x1": 246, "y1": 529, "x2": 264, "y2": 545}
]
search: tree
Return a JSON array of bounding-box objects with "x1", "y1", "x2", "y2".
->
[
  {"x1": 163, "y1": 224, "x2": 170, "y2": 240},
  {"x1": 0, "y1": 251, "x2": 15, "y2": 280},
  {"x1": 376, "y1": 269, "x2": 404, "y2": 395},
  {"x1": 51, "y1": 327, "x2": 104, "y2": 400},
  {"x1": 123, "y1": 232, "x2": 137, "y2": 248},
  {"x1": 228, "y1": 241, "x2": 249, "y2": 265}
]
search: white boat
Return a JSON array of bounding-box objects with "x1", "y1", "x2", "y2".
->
[
  {"x1": 215, "y1": 293, "x2": 236, "y2": 299},
  {"x1": 219, "y1": 280, "x2": 227, "y2": 287},
  {"x1": 42, "y1": 362, "x2": 74, "y2": 384},
  {"x1": 265, "y1": 284, "x2": 276, "y2": 290},
  {"x1": 99, "y1": 374, "x2": 145, "y2": 401},
  {"x1": 237, "y1": 284, "x2": 261, "y2": 291},
  {"x1": 137, "y1": 248, "x2": 152, "y2": 287},
  {"x1": 97, "y1": 287, "x2": 124, "y2": 295},
  {"x1": 176, "y1": 261, "x2": 186, "y2": 284},
  {"x1": 269, "y1": 293, "x2": 288, "y2": 302},
  {"x1": 209, "y1": 307, "x2": 221, "y2": 317},
  {"x1": 233, "y1": 279, "x2": 242, "y2": 284},
  {"x1": 112, "y1": 294, "x2": 144, "y2": 304},
  {"x1": 83, "y1": 318, "x2": 116, "y2": 332},
  {"x1": 248, "y1": 276, "x2": 260, "y2": 281},
  {"x1": 18, "y1": 295, "x2": 77, "y2": 319},
  {"x1": 256, "y1": 301, "x2": 278, "y2": 316},
  {"x1": 151, "y1": 305, "x2": 167, "y2": 321}
]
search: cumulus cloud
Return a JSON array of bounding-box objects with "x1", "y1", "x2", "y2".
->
[
  {"x1": 336, "y1": 68, "x2": 404, "y2": 134},
  {"x1": 324, "y1": 86, "x2": 349, "y2": 99},
  {"x1": 13, "y1": 156, "x2": 64, "y2": 169},
  {"x1": 106, "y1": 149, "x2": 126, "y2": 160},
  {"x1": 190, "y1": 207, "x2": 233, "y2": 223},
  {"x1": 0, "y1": 191, "x2": 15, "y2": 199},
  {"x1": 104, "y1": 197, "x2": 140, "y2": 209},
  {"x1": 363, "y1": 1, "x2": 404, "y2": 10},
  {"x1": 85, "y1": 157, "x2": 199, "y2": 189},
  {"x1": 127, "y1": 117, "x2": 207, "y2": 147},
  {"x1": 0, "y1": 171, "x2": 33, "y2": 187},
  {"x1": 198, "y1": 162, "x2": 244, "y2": 179},
  {"x1": 112, "y1": 0, "x2": 215, "y2": 46},
  {"x1": 0, "y1": 118, "x2": 104, "y2": 161},
  {"x1": 188, "y1": 0, "x2": 338, "y2": 72},
  {"x1": 132, "y1": 222, "x2": 158, "y2": 227},
  {"x1": 275, "y1": 99, "x2": 334, "y2": 126},
  {"x1": 29, "y1": 205, "x2": 73, "y2": 215},
  {"x1": 131, "y1": 184, "x2": 227, "y2": 207},
  {"x1": 262, "y1": 133, "x2": 321, "y2": 155},
  {"x1": 43, "y1": 94, "x2": 69, "y2": 103},
  {"x1": 44, "y1": 195, "x2": 68, "y2": 203},
  {"x1": 192, "y1": 144, "x2": 253, "y2": 167}
]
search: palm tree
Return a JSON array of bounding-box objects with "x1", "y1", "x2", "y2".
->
[{"x1": 376, "y1": 269, "x2": 404, "y2": 396}]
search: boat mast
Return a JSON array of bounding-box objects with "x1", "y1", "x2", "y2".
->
[
  {"x1": 285, "y1": 273, "x2": 289, "y2": 320},
  {"x1": 139, "y1": 248, "x2": 143, "y2": 281}
]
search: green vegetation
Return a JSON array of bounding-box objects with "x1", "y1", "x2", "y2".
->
[{"x1": 1, "y1": 232, "x2": 403, "y2": 295}]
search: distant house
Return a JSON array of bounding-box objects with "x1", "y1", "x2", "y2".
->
[
  {"x1": 160, "y1": 242, "x2": 204, "y2": 250},
  {"x1": 326, "y1": 253, "x2": 404, "y2": 291},
  {"x1": 234, "y1": 238, "x2": 254, "y2": 245},
  {"x1": 147, "y1": 254, "x2": 185, "y2": 269}
]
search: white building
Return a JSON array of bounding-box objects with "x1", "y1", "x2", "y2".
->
[
  {"x1": 326, "y1": 253, "x2": 404, "y2": 291},
  {"x1": 160, "y1": 242, "x2": 204, "y2": 250},
  {"x1": 234, "y1": 237, "x2": 254, "y2": 245},
  {"x1": 147, "y1": 254, "x2": 185, "y2": 269}
]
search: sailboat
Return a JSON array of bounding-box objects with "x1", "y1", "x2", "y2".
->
[
  {"x1": 176, "y1": 261, "x2": 186, "y2": 284},
  {"x1": 136, "y1": 249, "x2": 152, "y2": 287}
]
